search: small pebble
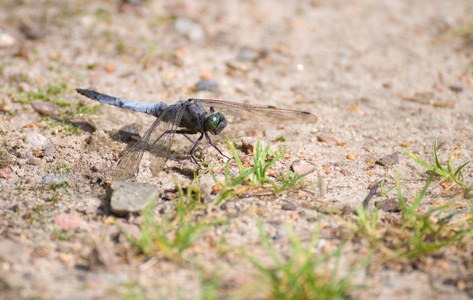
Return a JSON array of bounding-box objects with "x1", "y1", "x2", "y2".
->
[
  {"x1": 27, "y1": 157, "x2": 42, "y2": 166},
  {"x1": 69, "y1": 121, "x2": 97, "y2": 133},
  {"x1": 26, "y1": 177, "x2": 37, "y2": 184},
  {"x1": 0, "y1": 33, "x2": 16, "y2": 48},
  {"x1": 19, "y1": 21, "x2": 46, "y2": 40},
  {"x1": 376, "y1": 152, "x2": 399, "y2": 167},
  {"x1": 448, "y1": 85, "x2": 463, "y2": 93},
  {"x1": 238, "y1": 49, "x2": 267, "y2": 61},
  {"x1": 30, "y1": 100, "x2": 61, "y2": 116},
  {"x1": 281, "y1": 202, "x2": 297, "y2": 211},
  {"x1": 24, "y1": 122, "x2": 42, "y2": 129},
  {"x1": 91, "y1": 165, "x2": 100, "y2": 172},
  {"x1": 116, "y1": 219, "x2": 141, "y2": 240},
  {"x1": 201, "y1": 70, "x2": 213, "y2": 79},
  {"x1": 41, "y1": 174, "x2": 69, "y2": 186},
  {"x1": 15, "y1": 45, "x2": 29, "y2": 58},
  {"x1": 347, "y1": 154, "x2": 357, "y2": 160},
  {"x1": 54, "y1": 214, "x2": 85, "y2": 231},
  {"x1": 108, "y1": 181, "x2": 160, "y2": 216},
  {"x1": 25, "y1": 132, "x2": 49, "y2": 148},
  {"x1": 376, "y1": 198, "x2": 401, "y2": 212},
  {"x1": 0, "y1": 167, "x2": 12, "y2": 179},
  {"x1": 175, "y1": 17, "x2": 204, "y2": 41},
  {"x1": 0, "y1": 94, "x2": 11, "y2": 108},
  {"x1": 104, "y1": 64, "x2": 116, "y2": 73},
  {"x1": 11, "y1": 204, "x2": 20, "y2": 212},
  {"x1": 18, "y1": 82, "x2": 31, "y2": 92},
  {"x1": 290, "y1": 160, "x2": 314, "y2": 174},
  {"x1": 194, "y1": 79, "x2": 220, "y2": 92},
  {"x1": 317, "y1": 135, "x2": 338, "y2": 145},
  {"x1": 226, "y1": 61, "x2": 249, "y2": 72},
  {"x1": 43, "y1": 144, "x2": 56, "y2": 157}
]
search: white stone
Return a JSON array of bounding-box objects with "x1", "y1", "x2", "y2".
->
[{"x1": 0, "y1": 33, "x2": 16, "y2": 48}]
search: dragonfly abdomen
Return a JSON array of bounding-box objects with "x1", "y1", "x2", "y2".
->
[{"x1": 76, "y1": 89, "x2": 167, "y2": 117}]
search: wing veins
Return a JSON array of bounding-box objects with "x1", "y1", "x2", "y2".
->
[{"x1": 192, "y1": 99, "x2": 317, "y2": 124}]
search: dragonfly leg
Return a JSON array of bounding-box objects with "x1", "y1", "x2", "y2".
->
[
  {"x1": 147, "y1": 129, "x2": 196, "y2": 149},
  {"x1": 182, "y1": 134, "x2": 196, "y2": 145},
  {"x1": 190, "y1": 133, "x2": 205, "y2": 166},
  {"x1": 205, "y1": 133, "x2": 230, "y2": 159}
]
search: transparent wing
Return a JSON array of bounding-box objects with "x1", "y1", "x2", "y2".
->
[
  {"x1": 112, "y1": 104, "x2": 184, "y2": 180},
  {"x1": 112, "y1": 118, "x2": 161, "y2": 181},
  {"x1": 193, "y1": 99, "x2": 317, "y2": 124},
  {"x1": 147, "y1": 104, "x2": 185, "y2": 176}
]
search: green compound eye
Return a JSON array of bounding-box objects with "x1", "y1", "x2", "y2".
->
[{"x1": 205, "y1": 112, "x2": 227, "y2": 135}]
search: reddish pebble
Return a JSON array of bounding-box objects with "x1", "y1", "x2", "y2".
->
[
  {"x1": 54, "y1": 214, "x2": 84, "y2": 231},
  {"x1": 88, "y1": 71, "x2": 98, "y2": 78},
  {"x1": 0, "y1": 167, "x2": 12, "y2": 179},
  {"x1": 347, "y1": 154, "x2": 357, "y2": 160},
  {"x1": 104, "y1": 64, "x2": 116, "y2": 73},
  {"x1": 290, "y1": 160, "x2": 314, "y2": 174},
  {"x1": 317, "y1": 135, "x2": 338, "y2": 145}
]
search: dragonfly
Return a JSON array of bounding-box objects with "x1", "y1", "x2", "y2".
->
[{"x1": 76, "y1": 88, "x2": 317, "y2": 180}]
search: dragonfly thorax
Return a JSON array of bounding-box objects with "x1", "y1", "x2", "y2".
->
[{"x1": 205, "y1": 112, "x2": 227, "y2": 135}]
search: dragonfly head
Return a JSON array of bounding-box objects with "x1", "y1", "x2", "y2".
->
[{"x1": 205, "y1": 112, "x2": 227, "y2": 135}]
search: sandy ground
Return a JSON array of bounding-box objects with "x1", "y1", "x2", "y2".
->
[{"x1": 1, "y1": 0, "x2": 473, "y2": 299}]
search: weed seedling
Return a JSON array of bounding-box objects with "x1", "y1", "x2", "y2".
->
[
  {"x1": 393, "y1": 171, "x2": 472, "y2": 260},
  {"x1": 46, "y1": 162, "x2": 72, "y2": 175},
  {"x1": 352, "y1": 204, "x2": 383, "y2": 248},
  {"x1": 350, "y1": 170, "x2": 473, "y2": 265},
  {"x1": 404, "y1": 138, "x2": 472, "y2": 191},
  {"x1": 212, "y1": 158, "x2": 254, "y2": 205},
  {"x1": 17, "y1": 80, "x2": 69, "y2": 104},
  {"x1": 211, "y1": 137, "x2": 255, "y2": 205},
  {"x1": 244, "y1": 221, "x2": 366, "y2": 299},
  {"x1": 379, "y1": 178, "x2": 395, "y2": 196},
  {"x1": 272, "y1": 169, "x2": 316, "y2": 196},
  {"x1": 252, "y1": 139, "x2": 285, "y2": 185},
  {"x1": 212, "y1": 136, "x2": 316, "y2": 203}
]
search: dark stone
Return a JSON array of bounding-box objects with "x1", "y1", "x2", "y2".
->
[
  {"x1": 375, "y1": 153, "x2": 399, "y2": 167},
  {"x1": 194, "y1": 79, "x2": 220, "y2": 92}
]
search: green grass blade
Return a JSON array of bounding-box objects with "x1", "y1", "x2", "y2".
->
[
  {"x1": 396, "y1": 170, "x2": 409, "y2": 213},
  {"x1": 411, "y1": 171, "x2": 434, "y2": 211},
  {"x1": 404, "y1": 148, "x2": 449, "y2": 177},
  {"x1": 226, "y1": 136, "x2": 245, "y2": 173},
  {"x1": 454, "y1": 161, "x2": 470, "y2": 182},
  {"x1": 446, "y1": 147, "x2": 459, "y2": 174},
  {"x1": 433, "y1": 138, "x2": 444, "y2": 171},
  {"x1": 230, "y1": 167, "x2": 256, "y2": 186},
  {"x1": 262, "y1": 147, "x2": 285, "y2": 174}
]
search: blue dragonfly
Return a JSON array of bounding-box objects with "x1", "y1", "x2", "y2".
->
[{"x1": 76, "y1": 88, "x2": 317, "y2": 180}]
